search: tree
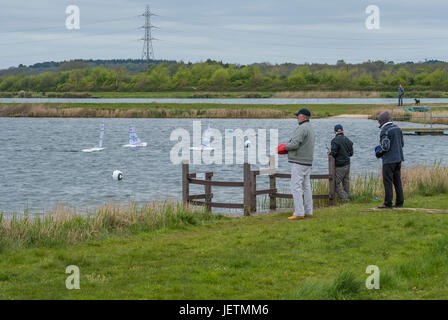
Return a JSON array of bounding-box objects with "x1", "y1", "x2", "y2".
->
[
  {"x1": 58, "y1": 60, "x2": 89, "y2": 71},
  {"x1": 287, "y1": 69, "x2": 306, "y2": 89},
  {"x1": 210, "y1": 68, "x2": 230, "y2": 89},
  {"x1": 172, "y1": 66, "x2": 192, "y2": 89},
  {"x1": 357, "y1": 74, "x2": 375, "y2": 87}
]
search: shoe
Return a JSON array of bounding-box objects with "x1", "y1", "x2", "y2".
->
[
  {"x1": 304, "y1": 214, "x2": 313, "y2": 218},
  {"x1": 288, "y1": 215, "x2": 305, "y2": 220},
  {"x1": 377, "y1": 205, "x2": 393, "y2": 209}
]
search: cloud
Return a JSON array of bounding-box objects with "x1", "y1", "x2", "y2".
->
[{"x1": 0, "y1": 0, "x2": 447, "y2": 68}]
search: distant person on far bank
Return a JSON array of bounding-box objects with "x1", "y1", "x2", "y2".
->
[
  {"x1": 284, "y1": 108, "x2": 316, "y2": 221},
  {"x1": 328, "y1": 124, "x2": 353, "y2": 201},
  {"x1": 398, "y1": 84, "x2": 404, "y2": 106},
  {"x1": 375, "y1": 111, "x2": 404, "y2": 209}
]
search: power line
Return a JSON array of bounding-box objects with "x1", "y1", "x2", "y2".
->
[
  {"x1": 0, "y1": 16, "x2": 138, "y2": 35},
  {"x1": 140, "y1": 5, "x2": 157, "y2": 69},
  {"x1": 0, "y1": 27, "x2": 139, "y2": 47}
]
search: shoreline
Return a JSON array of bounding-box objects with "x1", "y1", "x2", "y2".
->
[
  {"x1": 1, "y1": 102, "x2": 448, "y2": 124},
  {"x1": 2, "y1": 90, "x2": 448, "y2": 99},
  {"x1": 0, "y1": 102, "x2": 379, "y2": 119}
]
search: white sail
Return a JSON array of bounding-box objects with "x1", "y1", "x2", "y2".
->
[
  {"x1": 202, "y1": 123, "x2": 212, "y2": 147},
  {"x1": 129, "y1": 125, "x2": 142, "y2": 145},
  {"x1": 190, "y1": 122, "x2": 214, "y2": 151},
  {"x1": 82, "y1": 122, "x2": 105, "y2": 152},
  {"x1": 122, "y1": 125, "x2": 147, "y2": 147},
  {"x1": 99, "y1": 122, "x2": 105, "y2": 148}
]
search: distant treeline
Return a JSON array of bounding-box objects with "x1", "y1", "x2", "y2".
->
[
  {"x1": 0, "y1": 59, "x2": 174, "y2": 76},
  {"x1": 2, "y1": 59, "x2": 448, "y2": 92}
]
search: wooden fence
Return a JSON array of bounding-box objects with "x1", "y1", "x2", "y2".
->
[{"x1": 182, "y1": 155, "x2": 336, "y2": 215}]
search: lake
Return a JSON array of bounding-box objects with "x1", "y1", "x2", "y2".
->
[{"x1": 1, "y1": 117, "x2": 447, "y2": 215}]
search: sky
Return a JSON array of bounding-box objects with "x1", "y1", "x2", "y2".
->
[{"x1": 1, "y1": 0, "x2": 448, "y2": 69}]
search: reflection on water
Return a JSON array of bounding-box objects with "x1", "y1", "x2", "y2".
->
[{"x1": 0, "y1": 117, "x2": 447, "y2": 215}]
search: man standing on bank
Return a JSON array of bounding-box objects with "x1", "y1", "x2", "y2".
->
[
  {"x1": 398, "y1": 84, "x2": 405, "y2": 106},
  {"x1": 285, "y1": 108, "x2": 316, "y2": 220},
  {"x1": 329, "y1": 124, "x2": 354, "y2": 201},
  {"x1": 376, "y1": 111, "x2": 405, "y2": 209}
]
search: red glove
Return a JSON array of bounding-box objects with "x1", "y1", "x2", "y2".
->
[{"x1": 277, "y1": 143, "x2": 288, "y2": 154}]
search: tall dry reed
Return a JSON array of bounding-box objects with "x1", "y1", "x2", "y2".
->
[
  {"x1": 0, "y1": 104, "x2": 291, "y2": 118},
  {"x1": 0, "y1": 201, "x2": 222, "y2": 249},
  {"x1": 273, "y1": 91, "x2": 382, "y2": 99},
  {"x1": 259, "y1": 165, "x2": 448, "y2": 210}
]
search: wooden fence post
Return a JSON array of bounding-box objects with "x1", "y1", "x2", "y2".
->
[
  {"x1": 269, "y1": 174, "x2": 277, "y2": 210},
  {"x1": 205, "y1": 172, "x2": 213, "y2": 211},
  {"x1": 182, "y1": 160, "x2": 189, "y2": 204},
  {"x1": 250, "y1": 171, "x2": 257, "y2": 213},
  {"x1": 328, "y1": 155, "x2": 336, "y2": 206},
  {"x1": 243, "y1": 162, "x2": 251, "y2": 216},
  {"x1": 268, "y1": 155, "x2": 277, "y2": 210}
]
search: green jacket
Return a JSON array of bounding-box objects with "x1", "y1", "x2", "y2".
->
[{"x1": 285, "y1": 120, "x2": 315, "y2": 165}]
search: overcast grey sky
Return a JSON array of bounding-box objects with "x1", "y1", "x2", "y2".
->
[{"x1": 1, "y1": 0, "x2": 448, "y2": 69}]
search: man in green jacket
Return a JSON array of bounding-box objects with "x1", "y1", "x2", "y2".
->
[{"x1": 285, "y1": 108, "x2": 316, "y2": 220}]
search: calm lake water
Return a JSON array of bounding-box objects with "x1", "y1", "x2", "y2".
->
[
  {"x1": 2, "y1": 97, "x2": 448, "y2": 104},
  {"x1": 1, "y1": 117, "x2": 447, "y2": 215}
]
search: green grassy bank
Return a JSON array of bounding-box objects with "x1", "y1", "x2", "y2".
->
[{"x1": 0, "y1": 194, "x2": 448, "y2": 300}]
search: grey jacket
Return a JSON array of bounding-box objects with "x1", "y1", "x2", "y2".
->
[
  {"x1": 285, "y1": 120, "x2": 315, "y2": 165},
  {"x1": 380, "y1": 122, "x2": 404, "y2": 165},
  {"x1": 398, "y1": 87, "x2": 404, "y2": 97}
]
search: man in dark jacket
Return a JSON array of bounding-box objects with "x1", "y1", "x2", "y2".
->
[
  {"x1": 398, "y1": 84, "x2": 404, "y2": 106},
  {"x1": 376, "y1": 111, "x2": 405, "y2": 209},
  {"x1": 329, "y1": 124, "x2": 353, "y2": 201}
]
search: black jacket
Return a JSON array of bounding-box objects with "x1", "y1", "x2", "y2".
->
[{"x1": 330, "y1": 133, "x2": 354, "y2": 167}]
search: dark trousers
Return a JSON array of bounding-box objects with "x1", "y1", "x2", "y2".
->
[
  {"x1": 398, "y1": 96, "x2": 403, "y2": 106},
  {"x1": 335, "y1": 164, "x2": 350, "y2": 200},
  {"x1": 382, "y1": 162, "x2": 404, "y2": 207}
]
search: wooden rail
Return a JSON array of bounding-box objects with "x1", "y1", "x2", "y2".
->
[{"x1": 182, "y1": 155, "x2": 336, "y2": 215}]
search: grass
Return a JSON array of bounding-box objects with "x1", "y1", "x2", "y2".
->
[
  {"x1": 0, "y1": 194, "x2": 448, "y2": 299},
  {"x1": 0, "y1": 165, "x2": 447, "y2": 299},
  {"x1": 3, "y1": 90, "x2": 448, "y2": 99},
  {"x1": 0, "y1": 201, "x2": 224, "y2": 250}
]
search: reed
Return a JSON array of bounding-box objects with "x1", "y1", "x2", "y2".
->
[
  {"x1": 273, "y1": 91, "x2": 383, "y2": 99},
  {"x1": 0, "y1": 201, "x2": 224, "y2": 249},
  {"x1": 370, "y1": 108, "x2": 448, "y2": 125},
  {"x1": 258, "y1": 165, "x2": 448, "y2": 210},
  {"x1": 0, "y1": 104, "x2": 291, "y2": 118}
]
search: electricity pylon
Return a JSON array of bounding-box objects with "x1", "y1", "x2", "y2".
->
[{"x1": 140, "y1": 5, "x2": 157, "y2": 68}]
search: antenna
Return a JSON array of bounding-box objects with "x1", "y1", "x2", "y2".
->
[{"x1": 140, "y1": 5, "x2": 157, "y2": 69}]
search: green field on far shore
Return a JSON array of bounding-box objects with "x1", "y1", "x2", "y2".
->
[{"x1": 3, "y1": 90, "x2": 448, "y2": 99}]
